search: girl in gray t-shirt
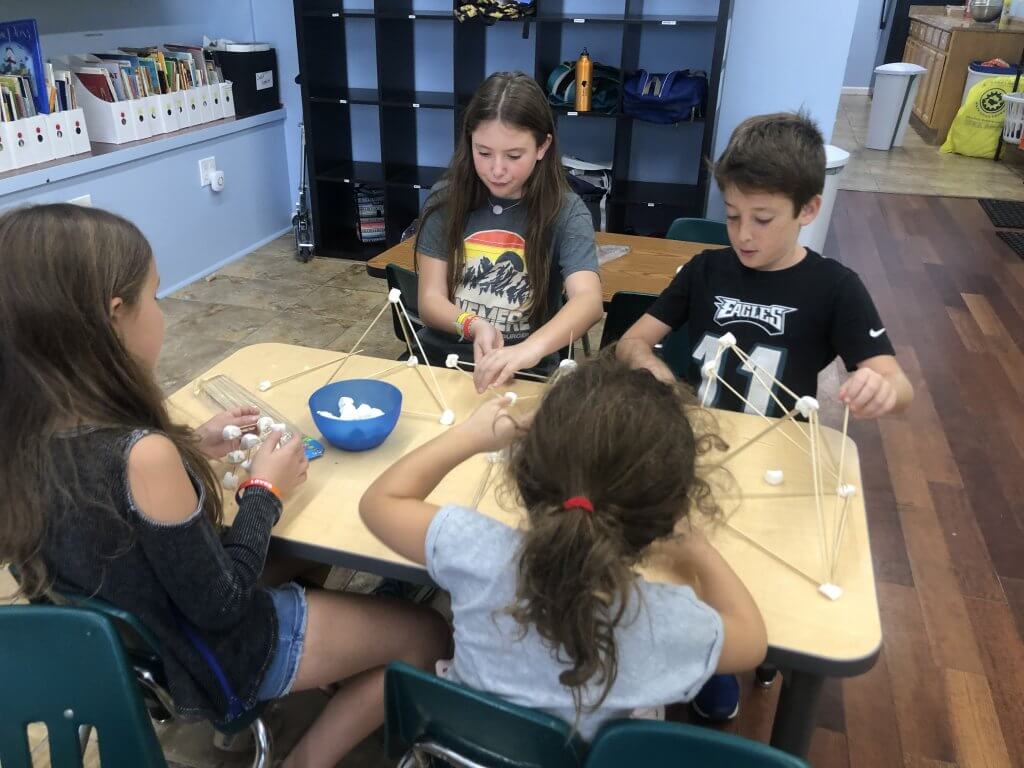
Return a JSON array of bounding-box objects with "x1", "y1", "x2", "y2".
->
[
  {"x1": 361, "y1": 355, "x2": 767, "y2": 738},
  {"x1": 414, "y1": 72, "x2": 603, "y2": 394}
]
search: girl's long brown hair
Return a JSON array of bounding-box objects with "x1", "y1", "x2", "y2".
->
[
  {"x1": 415, "y1": 71, "x2": 569, "y2": 328},
  {"x1": 0, "y1": 204, "x2": 222, "y2": 599},
  {"x1": 505, "y1": 353, "x2": 723, "y2": 715}
]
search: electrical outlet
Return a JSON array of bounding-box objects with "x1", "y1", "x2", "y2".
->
[
  {"x1": 68, "y1": 194, "x2": 91, "y2": 206},
  {"x1": 198, "y1": 157, "x2": 216, "y2": 187}
]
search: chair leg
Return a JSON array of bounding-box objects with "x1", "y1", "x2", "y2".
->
[
  {"x1": 581, "y1": 331, "x2": 593, "y2": 358},
  {"x1": 250, "y1": 717, "x2": 272, "y2": 768}
]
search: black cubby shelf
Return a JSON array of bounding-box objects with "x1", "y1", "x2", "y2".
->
[{"x1": 294, "y1": 0, "x2": 732, "y2": 259}]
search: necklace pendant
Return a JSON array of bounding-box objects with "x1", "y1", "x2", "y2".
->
[{"x1": 492, "y1": 204, "x2": 503, "y2": 215}]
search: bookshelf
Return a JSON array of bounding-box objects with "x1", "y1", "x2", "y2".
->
[{"x1": 293, "y1": 0, "x2": 732, "y2": 259}]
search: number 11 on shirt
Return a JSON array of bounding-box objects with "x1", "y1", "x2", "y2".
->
[{"x1": 693, "y1": 333, "x2": 786, "y2": 416}]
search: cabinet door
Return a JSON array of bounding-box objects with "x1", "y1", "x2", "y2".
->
[{"x1": 921, "y1": 50, "x2": 946, "y2": 123}]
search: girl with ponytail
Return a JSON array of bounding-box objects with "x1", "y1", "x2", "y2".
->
[{"x1": 360, "y1": 353, "x2": 766, "y2": 737}]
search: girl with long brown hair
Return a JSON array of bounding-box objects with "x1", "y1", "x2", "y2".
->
[
  {"x1": 361, "y1": 354, "x2": 766, "y2": 737},
  {"x1": 415, "y1": 71, "x2": 604, "y2": 393},
  {"x1": 0, "y1": 204, "x2": 448, "y2": 767}
]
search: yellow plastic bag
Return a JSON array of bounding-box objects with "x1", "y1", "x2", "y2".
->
[{"x1": 941, "y1": 75, "x2": 1019, "y2": 157}]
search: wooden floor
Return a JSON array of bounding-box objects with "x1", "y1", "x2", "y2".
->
[{"x1": 714, "y1": 191, "x2": 1024, "y2": 768}]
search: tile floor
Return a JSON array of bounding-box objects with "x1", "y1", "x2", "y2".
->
[{"x1": 833, "y1": 93, "x2": 1024, "y2": 199}]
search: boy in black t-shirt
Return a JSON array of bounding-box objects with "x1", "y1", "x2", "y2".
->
[
  {"x1": 617, "y1": 111, "x2": 913, "y2": 419},
  {"x1": 617, "y1": 112, "x2": 913, "y2": 722}
]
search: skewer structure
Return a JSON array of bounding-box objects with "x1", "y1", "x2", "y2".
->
[{"x1": 698, "y1": 332, "x2": 854, "y2": 601}]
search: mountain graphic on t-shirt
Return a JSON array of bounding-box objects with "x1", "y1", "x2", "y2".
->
[{"x1": 463, "y1": 251, "x2": 529, "y2": 304}]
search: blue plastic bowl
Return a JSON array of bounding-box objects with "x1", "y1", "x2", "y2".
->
[{"x1": 308, "y1": 379, "x2": 403, "y2": 451}]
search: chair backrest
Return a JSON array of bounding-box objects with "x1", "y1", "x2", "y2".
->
[
  {"x1": 0, "y1": 604, "x2": 168, "y2": 768},
  {"x1": 384, "y1": 661, "x2": 585, "y2": 768},
  {"x1": 599, "y1": 291, "x2": 689, "y2": 378},
  {"x1": 666, "y1": 217, "x2": 730, "y2": 246},
  {"x1": 385, "y1": 263, "x2": 423, "y2": 345},
  {"x1": 585, "y1": 720, "x2": 810, "y2": 768}
]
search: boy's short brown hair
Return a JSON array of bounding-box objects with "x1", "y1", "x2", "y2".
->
[{"x1": 713, "y1": 111, "x2": 826, "y2": 215}]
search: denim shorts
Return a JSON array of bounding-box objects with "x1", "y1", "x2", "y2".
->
[{"x1": 256, "y1": 582, "x2": 308, "y2": 701}]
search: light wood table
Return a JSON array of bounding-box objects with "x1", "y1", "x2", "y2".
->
[
  {"x1": 169, "y1": 343, "x2": 881, "y2": 758},
  {"x1": 364, "y1": 232, "x2": 710, "y2": 304}
]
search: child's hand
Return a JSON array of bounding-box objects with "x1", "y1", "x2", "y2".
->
[
  {"x1": 195, "y1": 407, "x2": 260, "y2": 459},
  {"x1": 637, "y1": 356, "x2": 677, "y2": 386},
  {"x1": 248, "y1": 429, "x2": 309, "y2": 497},
  {"x1": 472, "y1": 343, "x2": 543, "y2": 393},
  {"x1": 455, "y1": 395, "x2": 532, "y2": 453},
  {"x1": 839, "y1": 367, "x2": 897, "y2": 419},
  {"x1": 472, "y1": 320, "x2": 504, "y2": 360}
]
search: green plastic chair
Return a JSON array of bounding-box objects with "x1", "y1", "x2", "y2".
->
[
  {"x1": 0, "y1": 604, "x2": 168, "y2": 767},
  {"x1": 585, "y1": 720, "x2": 810, "y2": 768},
  {"x1": 599, "y1": 291, "x2": 690, "y2": 379},
  {"x1": 383, "y1": 661, "x2": 586, "y2": 768},
  {"x1": 53, "y1": 593, "x2": 271, "y2": 767},
  {"x1": 666, "y1": 217, "x2": 730, "y2": 246}
]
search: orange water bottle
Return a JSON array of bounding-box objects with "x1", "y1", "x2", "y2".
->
[{"x1": 574, "y1": 48, "x2": 592, "y2": 112}]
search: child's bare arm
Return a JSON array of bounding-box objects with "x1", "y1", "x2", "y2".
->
[
  {"x1": 841, "y1": 354, "x2": 913, "y2": 418},
  {"x1": 652, "y1": 530, "x2": 767, "y2": 673},
  {"x1": 616, "y1": 314, "x2": 677, "y2": 384},
  {"x1": 360, "y1": 397, "x2": 523, "y2": 564}
]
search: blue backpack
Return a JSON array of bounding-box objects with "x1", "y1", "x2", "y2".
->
[{"x1": 623, "y1": 69, "x2": 708, "y2": 124}]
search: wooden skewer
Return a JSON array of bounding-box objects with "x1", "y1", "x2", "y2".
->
[
  {"x1": 710, "y1": 405, "x2": 802, "y2": 468},
  {"x1": 457, "y1": 357, "x2": 550, "y2": 382},
  {"x1": 731, "y1": 344, "x2": 802, "y2": 402},
  {"x1": 402, "y1": 409, "x2": 442, "y2": 420},
  {"x1": 830, "y1": 405, "x2": 852, "y2": 581},
  {"x1": 366, "y1": 362, "x2": 406, "y2": 380},
  {"x1": 830, "y1": 494, "x2": 852, "y2": 583},
  {"x1": 809, "y1": 411, "x2": 831, "y2": 582},
  {"x1": 326, "y1": 300, "x2": 392, "y2": 385},
  {"x1": 723, "y1": 521, "x2": 821, "y2": 588},
  {"x1": 261, "y1": 349, "x2": 364, "y2": 390},
  {"x1": 471, "y1": 461, "x2": 495, "y2": 508},
  {"x1": 396, "y1": 299, "x2": 450, "y2": 411}
]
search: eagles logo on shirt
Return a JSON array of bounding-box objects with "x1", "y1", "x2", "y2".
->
[
  {"x1": 454, "y1": 229, "x2": 531, "y2": 340},
  {"x1": 713, "y1": 296, "x2": 797, "y2": 336}
]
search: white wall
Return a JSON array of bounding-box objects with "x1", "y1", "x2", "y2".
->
[
  {"x1": 708, "y1": 0, "x2": 859, "y2": 219},
  {"x1": 844, "y1": 0, "x2": 885, "y2": 88}
]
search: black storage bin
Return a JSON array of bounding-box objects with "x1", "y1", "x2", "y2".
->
[{"x1": 212, "y1": 49, "x2": 280, "y2": 117}]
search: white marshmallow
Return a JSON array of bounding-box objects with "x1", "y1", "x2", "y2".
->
[
  {"x1": 504, "y1": 392, "x2": 518, "y2": 405},
  {"x1": 222, "y1": 425, "x2": 242, "y2": 440},
  {"x1": 445, "y1": 354, "x2": 460, "y2": 368},
  {"x1": 240, "y1": 434, "x2": 260, "y2": 450},
  {"x1": 818, "y1": 583, "x2": 843, "y2": 601},
  {"x1": 837, "y1": 483, "x2": 857, "y2": 498},
  {"x1": 317, "y1": 409, "x2": 344, "y2": 421},
  {"x1": 271, "y1": 422, "x2": 286, "y2": 432},
  {"x1": 387, "y1": 287, "x2": 402, "y2": 304},
  {"x1": 355, "y1": 403, "x2": 375, "y2": 418},
  {"x1": 257, "y1": 416, "x2": 274, "y2": 434},
  {"x1": 486, "y1": 451, "x2": 503, "y2": 464},
  {"x1": 340, "y1": 403, "x2": 358, "y2": 420},
  {"x1": 406, "y1": 355, "x2": 419, "y2": 367},
  {"x1": 795, "y1": 396, "x2": 820, "y2": 418},
  {"x1": 717, "y1": 332, "x2": 737, "y2": 348},
  {"x1": 763, "y1": 469, "x2": 784, "y2": 486},
  {"x1": 258, "y1": 380, "x2": 272, "y2": 392},
  {"x1": 701, "y1": 360, "x2": 718, "y2": 379},
  {"x1": 339, "y1": 396, "x2": 354, "y2": 406},
  {"x1": 439, "y1": 409, "x2": 455, "y2": 426},
  {"x1": 241, "y1": 459, "x2": 252, "y2": 471},
  {"x1": 226, "y1": 450, "x2": 246, "y2": 464},
  {"x1": 559, "y1": 358, "x2": 578, "y2": 370},
  {"x1": 221, "y1": 471, "x2": 238, "y2": 490}
]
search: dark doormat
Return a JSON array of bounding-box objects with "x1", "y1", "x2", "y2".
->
[
  {"x1": 996, "y1": 230, "x2": 1024, "y2": 259},
  {"x1": 979, "y1": 198, "x2": 1024, "y2": 229}
]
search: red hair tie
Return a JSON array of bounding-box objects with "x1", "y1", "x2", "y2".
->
[{"x1": 562, "y1": 496, "x2": 594, "y2": 514}]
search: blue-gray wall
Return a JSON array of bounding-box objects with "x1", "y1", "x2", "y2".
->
[
  {"x1": 844, "y1": 0, "x2": 885, "y2": 88},
  {"x1": 707, "y1": 0, "x2": 859, "y2": 219},
  {"x1": 1, "y1": 0, "x2": 294, "y2": 295}
]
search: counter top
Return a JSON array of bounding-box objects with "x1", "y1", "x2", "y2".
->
[{"x1": 910, "y1": 9, "x2": 1024, "y2": 33}]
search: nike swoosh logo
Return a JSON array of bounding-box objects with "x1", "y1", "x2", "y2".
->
[{"x1": 869, "y1": 328, "x2": 886, "y2": 338}]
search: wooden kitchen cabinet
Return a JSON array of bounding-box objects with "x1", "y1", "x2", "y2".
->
[{"x1": 903, "y1": 10, "x2": 1024, "y2": 142}]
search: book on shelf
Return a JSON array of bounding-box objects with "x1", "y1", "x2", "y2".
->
[{"x1": 0, "y1": 18, "x2": 48, "y2": 114}]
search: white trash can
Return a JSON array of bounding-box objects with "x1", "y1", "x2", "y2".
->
[
  {"x1": 962, "y1": 60, "x2": 1015, "y2": 105},
  {"x1": 799, "y1": 144, "x2": 850, "y2": 254},
  {"x1": 865, "y1": 62, "x2": 927, "y2": 150}
]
